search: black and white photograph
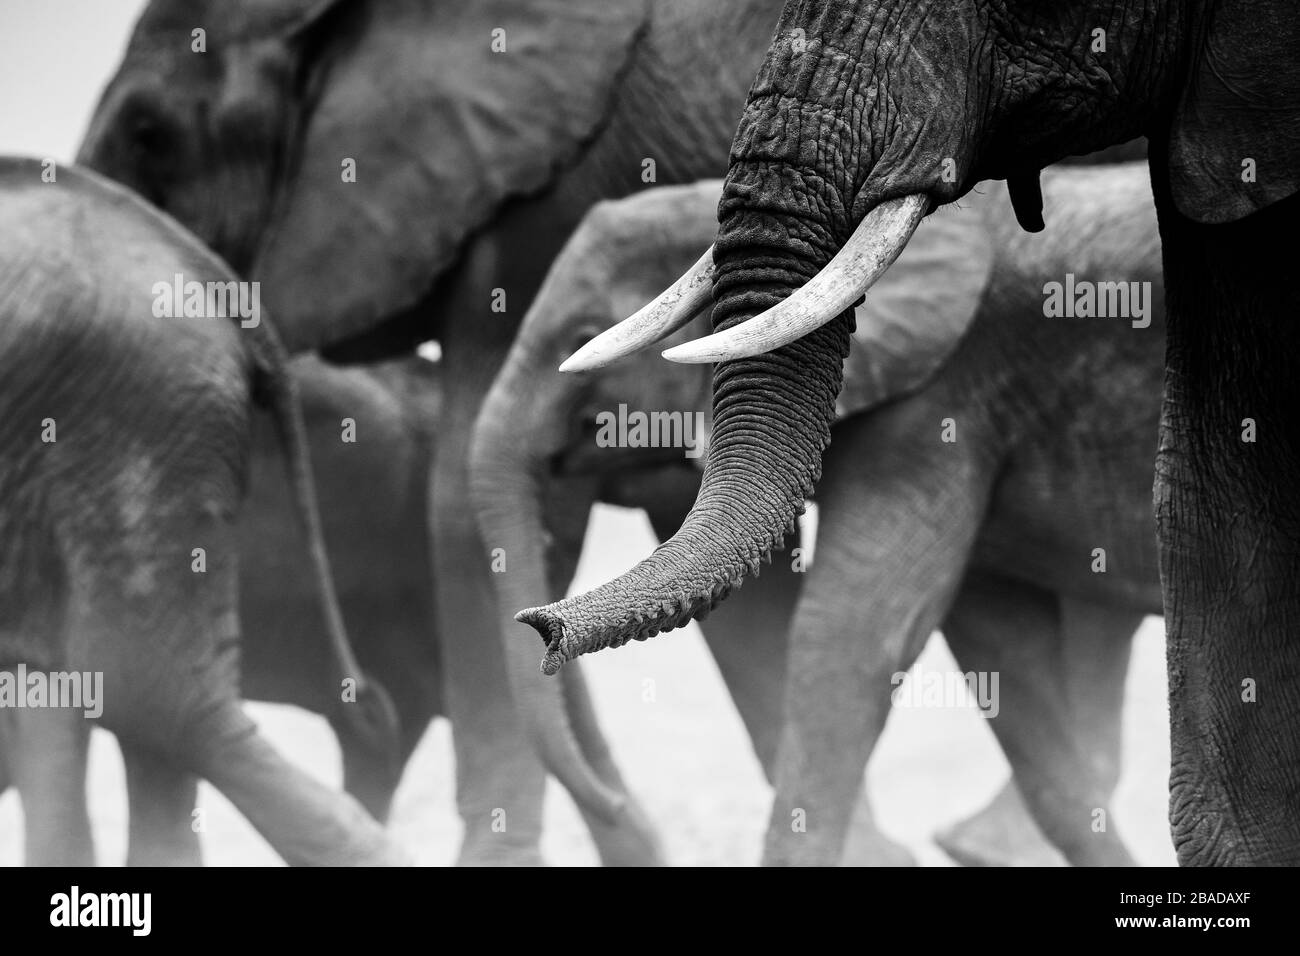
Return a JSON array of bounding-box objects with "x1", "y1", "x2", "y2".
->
[{"x1": 0, "y1": 0, "x2": 1293, "y2": 924}]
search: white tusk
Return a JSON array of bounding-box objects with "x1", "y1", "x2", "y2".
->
[
  {"x1": 661, "y1": 194, "x2": 929, "y2": 364},
  {"x1": 558, "y1": 246, "x2": 715, "y2": 373}
]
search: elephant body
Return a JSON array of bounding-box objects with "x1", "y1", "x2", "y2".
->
[
  {"x1": 0, "y1": 158, "x2": 402, "y2": 866},
  {"x1": 80, "y1": 0, "x2": 799, "y2": 864}
]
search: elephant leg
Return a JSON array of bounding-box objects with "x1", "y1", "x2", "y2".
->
[
  {"x1": 0, "y1": 698, "x2": 94, "y2": 866},
  {"x1": 434, "y1": 362, "x2": 547, "y2": 866},
  {"x1": 87, "y1": 555, "x2": 406, "y2": 867},
  {"x1": 1154, "y1": 173, "x2": 1300, "y2": 865},
  {"x1": 939, "y1": 572, "x2": 1136, "y2": 866},
  {"x1": 180, "y1": 700, "x2": 407, "y2": 866},
  {"x1": 762, "y1": 409, "x2": 990, "y2": 866},
  {"x1": 1058, "y1": 597, "x2": 1136, "y2": 803},
  {"x1": 649, "y1": 505, "x2": 914, "y2": 867},
  {"x1": 936, "y1": 595, "x2": 1137, "y2": 866},
  {"x1": 121, "y1": 744, "x2": 202, "y2": 866}
]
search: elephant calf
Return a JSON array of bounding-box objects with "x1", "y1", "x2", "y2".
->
[
  {"x1": 481, "y1": 163, "x2": 1163, "y2": 865},
  {"x1": 0, "y1": 158, "x2": 404, "y2": 866}
]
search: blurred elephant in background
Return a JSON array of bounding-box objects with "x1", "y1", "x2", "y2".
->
[
  {"x1": 0, "y1": 158, "x2": 402, "y2": 866},
  {"x1": 1, "y1": 352, "x2": 665, "y2": 865},
  {"x1": 523, "y1": 0, "x2": 1300, "y2": 865},
  {"x1": 476, "y1": 164, "x2": 1163, "y2": 866},
  {"x1": 79, "y1": 0, "x2": 797, "y2": 864}
]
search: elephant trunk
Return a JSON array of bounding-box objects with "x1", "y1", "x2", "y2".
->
[
  {"x1": 469, "y1": 369, "x2": 627, "y2": 824},
  {"x1": 518, "y1": 166, "x2": 854, "y2": 674}
]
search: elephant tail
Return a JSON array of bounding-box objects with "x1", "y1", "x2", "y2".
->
[{"x1": 245, "y1": 320, "x2": 403, "y2": 789}]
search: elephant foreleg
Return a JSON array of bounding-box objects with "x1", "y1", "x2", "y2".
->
[
  {"x1": 121, "y1": 743, "x2": 202, "y2": 866},
  {"x1": 762, "y1": 409, "x2": 990, "y2": 866},
  {"x1": 0, "y1": 698, "x2": 94, "y2": 866},
  {"x1": 940, "y1": 572, "x2": 1136, "y2": 866}
]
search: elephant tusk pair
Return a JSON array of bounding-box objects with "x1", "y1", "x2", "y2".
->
[{"x1": 558, "y1": 193, "x2": 930, "y2": 371}]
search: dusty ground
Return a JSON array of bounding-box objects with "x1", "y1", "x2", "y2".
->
[{"x1": 0, "y1": 505, "x2": 1176, "y2": 866}]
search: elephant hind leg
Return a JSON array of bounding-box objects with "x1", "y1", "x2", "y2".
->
[
  {"x1": 186, "y1": 700, "x2": 409, "y2": 866},
  {"x1": 121, "y1": 743, "x2": 202, "y2": 866},
  {"x1": 941, "y1": 572, "x2": 1137, "y2": 867},
  {"x1": 0, "y1": 695, "x2": 94, "y2": 866}
]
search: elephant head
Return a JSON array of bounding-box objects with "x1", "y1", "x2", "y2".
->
[
  {"x1": 78, "y1": 0, "x2": 653, "y2": 354},
  {"x1": 518, "y1": 0, "x2": 1300, "y2": 677}
]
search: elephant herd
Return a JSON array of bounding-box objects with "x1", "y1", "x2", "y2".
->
[{"x1": 0, "y1": 0, "x2": 1296, "y2": 867}]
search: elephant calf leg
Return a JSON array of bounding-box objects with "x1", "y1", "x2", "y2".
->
[
  {"x1": 0, "y1": 700, "x2": 94, "y2": 866},
  {"x1": 942, "y1": 572, "x2": 1136, "y2": 866},
  {"x1": 187, "y1": 701, "x2": 410, "y2": 866},
  {"x1": 121, "y1": 744, "x2": 202, "y2": 866}
]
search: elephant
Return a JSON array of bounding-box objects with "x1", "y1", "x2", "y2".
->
[
  {"x1": 78, "y1": 0, "x2": 802, "y2": 865},
  {"x1": 475, "y1": 163, "x2": 1161, "y2": 866},
  {"x1": 0, "y1": 157, "x2": 403, "y2": 866},
  {"x1": 523, "y1": 0, "x2": 1300, "y2": 865},
  {"x1": 1, "y1": 350, "x2": 667, "y2": 866}
]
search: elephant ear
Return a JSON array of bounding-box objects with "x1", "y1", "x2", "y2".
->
[
  {"x1": 1168, "y1": 2, "x2": 1300, "y2": 224},
  {"x1": 253, "y1": 0, "x2": 650, "y2": 351},
  {"x1": 836, "y1": 196, "x2": 995, "y2": 419}
]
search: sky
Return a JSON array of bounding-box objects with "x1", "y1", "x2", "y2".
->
[{"x1": 0, "y1": 0, "x2": 148, "y2": 160}]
